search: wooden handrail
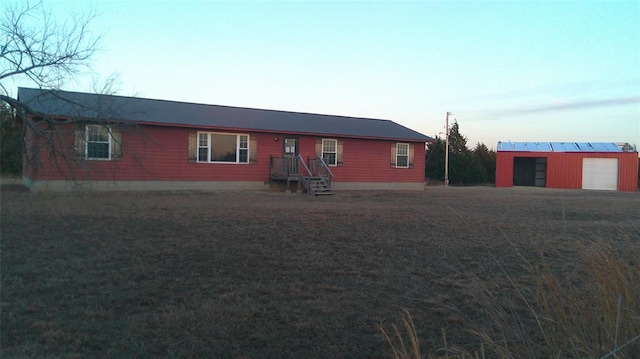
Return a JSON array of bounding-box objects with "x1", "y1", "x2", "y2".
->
[
  {"x1": 316, "y1": 156, "x2": 334, "y2": 177},
  {"x1": 298, "y1": 154, "x2": 313, "y2": 177},
  {"x1": 270, "y1": 156, "x2": 333, "y2": 195}
]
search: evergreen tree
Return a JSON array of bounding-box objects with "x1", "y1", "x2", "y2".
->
[
  {"x1": 449, "y1": 148, "x2": 483, "y2": 185},
  {"x1": 472, "y1": 142, "x2": 497, "y2": 184},
  {"x1": 448, "y1": 121, "x2": 468, "y2": 155},
  {"x1": 425, "y1": 137, "x2": 445, "y2": 181},
  {"x1": 447, "y1": 121, "x2": 481, "y2": 185},
  {"x1": 425, "y1": 120, "x2": 497, "y2": 186}
]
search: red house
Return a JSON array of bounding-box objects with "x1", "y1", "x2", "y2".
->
[
  {"x1": 18, "y1": 88, "x2": 433, "y2": 193},
  {"x1": 496, "y1": 141, "x2": 638, "y2": 192}
]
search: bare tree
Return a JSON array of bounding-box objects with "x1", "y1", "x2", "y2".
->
[
  {"x1": 0, "y1": 0, "x2": 99, "y2": 95},
  {"x1": 0, "y1": 0, "x2": 103, "y2": 178}
]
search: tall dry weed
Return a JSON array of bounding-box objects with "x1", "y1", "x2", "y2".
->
[
  {"x1": 378, "y1": 309, "x2": 422, "y2": 359},
  {"x1": 472, "y1": 238, "x2": 640, "y2": 358},
  {"x1": 379, "y1": 310, "x2": 484, "y2": 359},
  {"x1": 382, "y1": 239, "x2": 640, "y2": 358},
  {"x1": 530, "y1": 240, "x2": 640, "y2": 358}
]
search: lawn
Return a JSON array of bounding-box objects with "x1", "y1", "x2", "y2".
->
[{"x1": 1, "y1": 186, "x2": 639, "y2": 358}]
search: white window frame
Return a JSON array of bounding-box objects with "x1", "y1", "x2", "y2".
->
[
  {"x1": 396, "y1": 143, "x2": 409, "y2": 168},
  {"x1": 196, "y1": 131, "x2": 250, "y2": 164},
  {"x1": 322, "y1": 138, "x2": 337, "y2": 166},
  {"x1": 197, "y1": 132, "x2": 209, "y2": 162},
  {"x1": 85, "y1": 124, "x2": 112, "y2": 160}
]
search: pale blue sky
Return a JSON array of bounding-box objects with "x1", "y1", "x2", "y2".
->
[{"x1": 7, "y1": 0, "x2": 640, "y2": 149}]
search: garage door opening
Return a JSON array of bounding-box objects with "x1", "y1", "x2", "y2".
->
[
  {"x1": 582, "y1": 158, "x2": 618, "y2": 190},
  {"x1": 513, "y1": 157, "x2": 547, "y2": 187}
]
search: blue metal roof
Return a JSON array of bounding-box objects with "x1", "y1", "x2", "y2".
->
[
  {"x1": 497, "y1": 141, "x2": 625, "y2": 152},
  {"x1": 17, "y1": 88, "x2": 432, "y2": 142}
]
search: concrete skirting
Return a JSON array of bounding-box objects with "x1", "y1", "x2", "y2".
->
[
  {"x1": 0, "y1": 177, "x2": 23, "y2": 185},
  {"x1": 22, "y1": 178, "x2": 426, "y2": 192},
  {"x1": 332, "y1": 182, "x2": 425, "y2": 191},
  {"x1": 23, "y1": 178, "x2": 270, "y2": 192}
]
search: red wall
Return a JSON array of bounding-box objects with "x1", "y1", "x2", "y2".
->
[
  {"x1": 297, "y1": 137, "x2": 426, "y2": 183},
  {"x1": 27, "y1": 124, "x2": 426, "y2": 184},
  {"x1": 496, "y1": 151, "x2": 639, "y2": 192}
]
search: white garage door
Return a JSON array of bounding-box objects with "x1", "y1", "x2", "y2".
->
[{"x1": 582, "y1": 158, "x2": 618, "y2": 191}]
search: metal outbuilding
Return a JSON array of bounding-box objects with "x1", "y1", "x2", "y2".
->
[{"x1": 496, "y1": 142, "x2": 638, "y2": 192}]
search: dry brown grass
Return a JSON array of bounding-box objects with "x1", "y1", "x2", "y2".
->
[
  {"x1": 383, "y1": 239, "x2": 640, "y2": 358},
  {"x1": 380, "y1": 211, "x2": 640, "y2": 358},
  {"x1": 2, "y1": 186, "x2": 639, "y2": 358},
  {"x1": 529, "y1": 239, "x2": 640, "y2": 358}
]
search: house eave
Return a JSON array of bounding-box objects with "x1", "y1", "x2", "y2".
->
[{"x1": 38, "y1": 115, "x2": 432, "y2": 143}]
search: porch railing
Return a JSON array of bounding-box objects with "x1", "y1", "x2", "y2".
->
[
  {"x1": 308, "y1": 156, "x2": 334, "y2": 188},
  {"x1": 297, "y1": 155, "x2": 313, "y2": 189},
  {"x1": 270, "y1": 155, "x2": 334, "y2": 194},
  {"x1": 270, "y1": 156, "x2": 300, "y2": 179}
]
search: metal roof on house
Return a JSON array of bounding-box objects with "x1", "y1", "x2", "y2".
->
[
  {"x1": 497, "y1": 141, "x2": 625, "y2": 152},
  {"x1": 17, "y1": 87, "x2": 432, "y2": 142}
]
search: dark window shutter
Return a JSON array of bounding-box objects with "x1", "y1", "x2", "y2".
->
[
  {"x1": 337, "y1": 140, "x2": 344, "y2": 166},
  {"x1": 315, "y1": 139, "x2": 322, "y2": 159},
  {"x1": 390, "y1": 144, "x2": 397, "y2": 167},
  {"x1": 111, "y1": 127, "x2": 122, "y2": 160},
  {"x1": 408, "y1": 144, "x2": 414, "y2": 168},
  {"x1": 74, "y1": 123, "x2": 86, "y2": 159},
  {"x1": 188, "y1": 131, "x2": 197, "y2": 163},
  {"x1": 249, "y1": 136, "x2": 257, "y2": 163}
]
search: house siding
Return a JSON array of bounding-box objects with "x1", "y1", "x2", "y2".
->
[
  {"x1": 25, "y1": 124, "x2": 427, "y2": 188},
  {"x1": 496, "y1": 151, "x2": 638, "y2": 192},
  {"x1": 325, "y1": 138, "x2": 424, "y2": 183},
  {"x1": 28, "y1": 125, "x2": 278, "y2": 182}
]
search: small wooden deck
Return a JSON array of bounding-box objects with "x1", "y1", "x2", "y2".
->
[{"x1": 270, "y1": 156, "x2": 334, "y2": 195}]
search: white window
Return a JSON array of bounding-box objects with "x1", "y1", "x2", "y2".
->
[
  {"x1": 396, "y1": 143, "x2": 409, "y2": 168},
  {"x1": 197, "y1": 132, "x2": 249, "y2": 163},
  {"x1": 86, "y1": 125, "x2": 111, "y2": 160},
  {"x1": 197, "y1": 133, "x2": 209, "y2": 162},
  {"x1": 322, "y1": 139, "x2": 337, "y2": 166}
]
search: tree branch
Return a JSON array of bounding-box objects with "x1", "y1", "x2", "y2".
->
[{"x1": 1, "y1": 0, "x2": 100, "y2": 90}]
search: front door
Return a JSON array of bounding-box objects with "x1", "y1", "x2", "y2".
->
[
  {"x1": 284, "y1": 137, "x2": 298, "y2": 157},
  {"x1": 283, "y1": 137, "x2": 299, "y2": 176}
]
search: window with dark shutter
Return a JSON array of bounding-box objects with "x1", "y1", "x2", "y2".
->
[
  {"x1": 74, "y1": 124, "x2": 86, "y2": 159},
  {"x1": 194, "y1": 131, "x2": 251, "y2": 164},
  {"x1": 249, "y1": 136, "x2": 257, "y2": 163},
  {"x1": 337, "y1": 140, "x2": 344, "y2": 166},
  {"x1": 396, "y1": 143, "x2": 409, "y2": 168},
  {"x1": 86, "y1": 125, "x2": 111, "y2": 159},
  {"x1": 188, "y1": 132, "x2": 197, "y2": 163},
  {"x1": 322, "y1": 139, "x2": 337, "y2": 166},
  {"x1": 390, "y1": 144, "x2": 397, "y2": 167},
  {"x1": 408, "y1": 144, "x2": 414, "y2": 168},
  {"x1": 111, "y1": 128, "x2": 122, "y2": 160},
  {"x1": 75, "y1": 124, "x2": 121, "y2": 161}
]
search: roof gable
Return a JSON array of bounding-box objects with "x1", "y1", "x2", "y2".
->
[{"x1": 18, "y1": 87, "x2": 432, "y2": 142}]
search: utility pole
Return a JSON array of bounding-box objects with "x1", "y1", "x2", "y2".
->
[{"x1": 445, "y1": 112, "x2": 451, "y2": 186}]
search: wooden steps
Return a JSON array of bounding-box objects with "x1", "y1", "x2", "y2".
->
[{"x1": 305, "y1": 176, "x2": 333, "y2": 196}]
